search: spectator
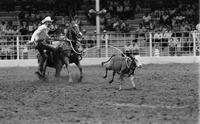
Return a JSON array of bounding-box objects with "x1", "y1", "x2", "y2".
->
[
  {"x1": 112, "y1": 16, "x2": 121, "y2": 32},
  {"x1": 28, "y1": 22, "x2": 35, "y2": 34},
  {"x1": 12, "y1": 26, "x2": 19, "y2": 35},
  {"x1": 123, "y1": 0, "x2": 131, "y2": 18},
  {"x1": 153, "y1": 30, "x2": 163, "y2": 46},
  {"x1": 100, "y1": 17, "x2": 106, "y2": 31},
  {"x1": 163, "y1": 29, "x2": 172, "y2": 48},
  {"x1": 135, "y1": 2, "x2": 142, "y2": 13},
  {"x1": 136, "y1": 23, "x2": 146, "y2": 37},
  {"x1": 28, "y1": 13, "x2": 37, "y2": 23},
  {"x1": 19, "y1": 21, "x2": 29, "y2": 35},
  {"x1": 168, "y1": 37, "x2": 176, "y2": 56},
  {"x1": 4, "y1": 26, "x2": 13, "y2": 35},
  {"x1": 18, "y1": 11, "x2": 26, "y2": 20},
  {"x1": 148, "y1": 21, "x2": 155, "y2": 31},
  {"x1": 142, "y1": 12, "x2": 151, "y2": 26},
  {"x1": 161, "y1": 12, "x2": 169, "y2": 26},
  {"x1": 154, "y1": 44, "x2": 160, "y2": 56},
  {"x1": 0, "y1": 21, "x2": 7, "y2": 33},
  {"x1": 116, "y1": 4, "x2": 123, "y2": 18},
  {"x1": 180, "y1": 21, "x2": 191, "y2": 32},
  {"x1": 176, "y1": 38, "x2": 182, "y2": 56},
  {"x1": 120, "y1": 20, "x2": 130, "y2": 33}
]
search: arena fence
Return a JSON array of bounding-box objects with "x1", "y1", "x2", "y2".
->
[{"x1": 0, "y1": 31, "x2": 199, "y2": 67}]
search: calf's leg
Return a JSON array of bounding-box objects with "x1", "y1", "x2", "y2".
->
[
  {"x1": 109, "y1": 71, "x2": 116, "y2": 84},
  {"x1": 119, "y1": 74, "x2": 124, "y2": 90},
  {"x1": 103, "y1": 67, "x2": 109, "y2": 79},
  {"x1": 130, "y1": 75, "x2": 136, "y2": 89}
]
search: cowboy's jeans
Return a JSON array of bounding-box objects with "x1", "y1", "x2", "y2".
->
[{"x1": 35, "y1": 40, "x2": 57, "y2": 75}]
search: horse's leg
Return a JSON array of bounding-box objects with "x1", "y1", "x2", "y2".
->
[
  {"x1": 42, "y1": 59, "x2": 47, "y2": 77},
  {"x1": 109, "y1": 71, "x2": 115, "y2": 84},
  {"x1": 65, "y1": 64, "x2": 73, "y2": 83},
  {"x1": 75, "y1": 61, "x2": 83, "y2": 82},
  {"x1": 55, "y1": 60, "x2": 62, "y2": 77},
  {"x1": 63, "y1": 56, "x2": 73, "y2": 83}
]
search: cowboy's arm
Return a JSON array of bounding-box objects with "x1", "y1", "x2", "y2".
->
[
  {"x1": 45, "y1": 31, "x2": 52, "y2": 40},
  {"x1": 35, "y1": 25, "x2": 52, "y2": 40}
]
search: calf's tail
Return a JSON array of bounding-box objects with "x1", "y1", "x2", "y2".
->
[{"x1": 101, "y1": 54, "x2": 116, "y2": 66}]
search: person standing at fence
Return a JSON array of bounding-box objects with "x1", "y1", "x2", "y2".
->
[
  {"x1": 132, "y1": 41, "x2": 142, "y2": 68},
  {"x1": 195, "y1": 23, "x2": 200, "y2": 55},
  {"x1": 154, "y1": 44, "x2": 160, "y2": 57},
  {"x1": 123, "y1": 41, "x2": 133, "y2": 57},
  {"x1": 176, "y1": 38, "x2": 182, "y2": 56},
  {"x1": 123, "y1": 41, "x2": 142, "y2": 68},
  {"x1": 29, "y1": 16, "x2": 57, "y2": 77},
  {"x1": 168, "y1": 37, "x2": 176, "y2": 56}
]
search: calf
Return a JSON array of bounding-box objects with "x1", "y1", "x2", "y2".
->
[{"x1": 101, "y1": 54, "x2": 137, "y2": 90}]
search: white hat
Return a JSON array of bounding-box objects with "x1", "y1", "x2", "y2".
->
[
  {"x1": 42, "y1": 16, "x2": 53, "y2": 23},
  {"x1": 196, "y1": 24, "x2": 200, "y2": 31}
]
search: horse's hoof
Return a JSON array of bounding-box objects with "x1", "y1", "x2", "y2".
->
[
  {"x1": 119, "y1": 86, "x2": 122, "y2": 91},
  {"x1": 35, "y1": 71, "x2": 41, "y2": 75},
  {"x1": 41, "y1": 76, "x2": 47, "y2": 81},
  {"x1": 35, "y1": 71, "x2": 44, "y2": 79},
  {"x1": 69, "y1": 79, "x2": 73, "y2": 83},
  {"x1": 132, "y1": 87, "x2": 137, "y2": 90},
  {"x1": 78, "y1": 77, "x2": 83, "y2": 82},
  {"x1": 55, "y1": 75, "x2": 60, "y2": 78},
  {"x1": 103, "y1": 76, "x2": 107, "y2": 79}
]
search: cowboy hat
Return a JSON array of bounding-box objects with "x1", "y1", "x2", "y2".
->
[{"x1": 42, "y1": 16, "x2": 53, "y2": 23}]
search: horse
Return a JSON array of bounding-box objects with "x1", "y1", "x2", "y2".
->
[{"x1": 37, "y1": 21, "x2": 84, "y2": 82}]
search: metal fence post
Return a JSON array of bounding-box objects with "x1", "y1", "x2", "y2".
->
[
  {"x1": 149, "y1": 32, "x2": 153, "y2": 57},
  {"x1": 105, "y1": 33, "x2": 108, "y2": 57},
  {"x1": 16, "y1": 35, "x2": 20, "y2": 60},
  {"x1": 192, "y1": 32, "x2": 196, "y2": 57}
]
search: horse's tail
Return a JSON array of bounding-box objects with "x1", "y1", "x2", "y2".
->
[{"x1": 101, "y1": 54, "x2": 116, "y2": 66}]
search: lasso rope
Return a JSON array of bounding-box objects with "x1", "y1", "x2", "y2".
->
[
  {"x1": 52, "y1": 40, "x2": 132, "y2": 68},
  {"x1": 83, "y1": 44, "x2": 132, "y2": 68},
  {"x1": 52, "y1": 39, "x2": 84, "y2": 55}
]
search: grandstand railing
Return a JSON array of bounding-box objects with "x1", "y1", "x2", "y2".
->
[{"x1": 0, "y1": 31, "x2": 199, "y2": 61}]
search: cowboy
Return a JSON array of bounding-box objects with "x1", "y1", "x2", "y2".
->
[{"x1": 29, "y1": 16, "x2": 57, "y2": 76}]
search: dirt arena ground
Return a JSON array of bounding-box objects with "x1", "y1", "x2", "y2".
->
[{"x1": 0, "y1": 63, "x2": 198, "y2": 124}]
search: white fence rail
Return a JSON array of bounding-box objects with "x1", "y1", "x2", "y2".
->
[{"x1": 0, "y1": 32, "x2": 199, "y2": 67}]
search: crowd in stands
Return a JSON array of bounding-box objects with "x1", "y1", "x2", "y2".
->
[
  {"x1": 88, "y1": 0, "x2": 134, "y2": 33},
  {"x1": 137, "y1": 0, "x2": 197, "y2": 35},
  {"x1": 0, "y1": 0, "x2": 198, "y2": 35},
  {"x1": 0, "y1": 0, "x2": 84, "y2": 36}
]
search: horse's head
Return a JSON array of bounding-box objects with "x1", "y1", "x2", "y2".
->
[{"x1": 69, "y1": 21, "x2": 83, "y2": 40}]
